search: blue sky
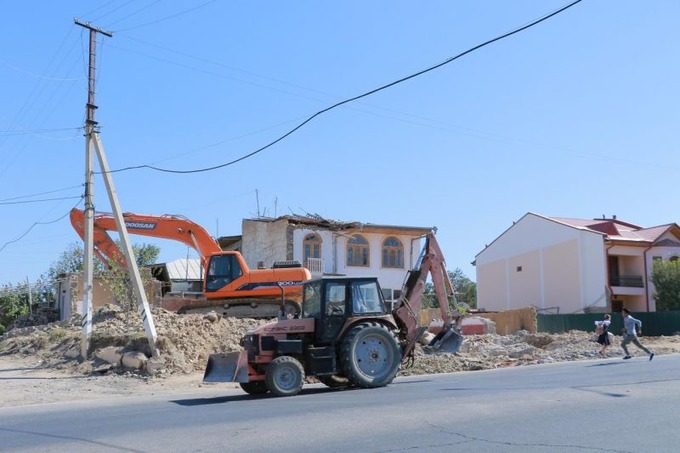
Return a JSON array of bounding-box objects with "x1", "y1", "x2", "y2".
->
[{"x1": 1, "y1": 0, "x2": 679, "y2": 287}]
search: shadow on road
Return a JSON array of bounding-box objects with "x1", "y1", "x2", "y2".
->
[{"x1": 586, "y1": 362, "x2": 626, "y2": 368}]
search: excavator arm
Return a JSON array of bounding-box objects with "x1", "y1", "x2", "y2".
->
[
  {"x1": 69, "y1": 208, "x2": 222, "y2": 269},
  {"x1": 393, "y1": 232, "x2": 464, "y2": 358}
]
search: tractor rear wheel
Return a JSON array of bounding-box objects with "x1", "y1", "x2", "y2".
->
[
  {"x1": 265, "y1": 356, "x2": 305, "y2": 397},
  {"x1": 239, "y1": 381, "x2": 268, "y2": 395},
  {"x1": 340, "y1": 322, "x2": 400, "y2": 389}
]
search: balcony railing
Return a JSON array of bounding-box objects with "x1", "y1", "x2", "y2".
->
[
  {"x1": 609, "y1": 275, "x2": 644, "y2": 288},
  {"x1": 305, "y1": 258, "x2": 324, "y2": 276}
]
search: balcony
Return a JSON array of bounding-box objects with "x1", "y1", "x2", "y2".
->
[
  {"x1": 609, "y1": 275, "x2": 644, "y2": 288},
  {"x1": 305, "y1": 258, "x2": 324, "y2": 276}
]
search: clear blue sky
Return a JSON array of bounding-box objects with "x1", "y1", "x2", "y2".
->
[{"x1": 1, "y1": 1, "x2": 679, "y2": 287}]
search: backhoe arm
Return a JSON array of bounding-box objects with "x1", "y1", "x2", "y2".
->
[{"x1": 393, "y1": 232, "x2": 463, "y2": 358}]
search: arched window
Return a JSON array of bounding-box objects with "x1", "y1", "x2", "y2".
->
[
  {"x1": 303, "y1": 233, "x2": 322, "y2": 263},
  {"x1": 382, "y1": 236, "x2": 404, "y2": 268},
  {"x1": 347, "y1": 235, "x2": 369, "y2": 267}
]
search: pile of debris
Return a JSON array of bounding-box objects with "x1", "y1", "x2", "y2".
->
[{"x1": 1, "y1": 305, "x2": 680, "y2": 379}]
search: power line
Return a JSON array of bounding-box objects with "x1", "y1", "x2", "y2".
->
[
  {"x1": 107, "y1": 0, "x2": 583, "y2": 175},
  {"x1": 0, "y1": 199, "x2": 83, "y2": 254},
  {"x1": 103, "y1": 0, "x2": 163, "y2": 28},
  {"x1": 0, "y1": 126, "x2": 82, "y2": 137},
  {"x1": 0, "y1": 195, "x2": 82, "y2": 206},
  {"x1": 115, "y1": 0, "x2": 219, "y2": 32},
  {"x1": 0, "y1": 58, "x2": 86, "y2": 82},
  {"x1": 0, "y1": 185, "x2": 83, "y2": 203}
]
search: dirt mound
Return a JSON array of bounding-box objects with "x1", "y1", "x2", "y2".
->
[{"x1": 2, "y1": 306, "x2": 680, "y2": 380}]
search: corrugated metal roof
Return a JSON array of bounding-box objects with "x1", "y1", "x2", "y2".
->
[{"x1": 164, "y1": 258, "x2": 202, "y2": 281}]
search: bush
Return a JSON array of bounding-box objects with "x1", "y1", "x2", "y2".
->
[{"x1": 0, "y1": 324, "x2": 5, "y2": 335}]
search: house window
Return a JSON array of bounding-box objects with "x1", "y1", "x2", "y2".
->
[
  {"x1": 671, "y1": 256, "x2": 679, "y2": 262},
  {"x1": 347, "y1": 235, "x2": 369, "y2": 267},
  {"x1": 303, "y1": 233, "x2": 321, "y2": 262},
  {"x1": 516, "y1": 266, "x2": 522, "y2": 272},
  {"x1": 652, "y1": 256, "x2": 662, "y2": 262},
  {"x1": 382, "y1": 236, "x2": 404, "y2": 268}
]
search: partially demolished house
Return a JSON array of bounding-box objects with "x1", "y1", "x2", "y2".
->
[{"x1": 235, "y1": 214, "x2": 433, "y2": 308}]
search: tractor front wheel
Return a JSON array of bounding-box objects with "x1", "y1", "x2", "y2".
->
[{"x1": 265, "y1": 356, "x2": 305, "y2": 397}]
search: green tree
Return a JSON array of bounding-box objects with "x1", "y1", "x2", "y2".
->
[
  {"x1": 651, "y1": 259, "x2": 680, "y2": 311},
  {"x1": 46, "y1": 242, "x2": 160, "y2": 280},
  {"x1": 0, "y1": 283, "x2": 30, "y2": 329},
  {"x1": 45, "y1": 242, "x2": 161, "y2": 311},
  {"x1": 0, "y1": 279, "x2": 55, "y2": 329},
  {"x1": 422, "y1": 268, "x2": 477, "y2": 309}
]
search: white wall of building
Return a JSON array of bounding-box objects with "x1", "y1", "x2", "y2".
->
[
  {"x1": 475, "y1": 213, "x2": 608, "y2": 313},
  {"x1": 292, "y1": 228, "x2": 424, "y2": 299},
  {"x1": 241, "y1": 219, "x2": 289, "y2": 269}
]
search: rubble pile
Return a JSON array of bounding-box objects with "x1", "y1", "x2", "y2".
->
[{"x1": 1, "y1": 305, "x2": 680, "y2": 380}]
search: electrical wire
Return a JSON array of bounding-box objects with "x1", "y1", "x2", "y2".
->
[
  {"x1": 0, "y1": 58, "x2": 86, "y2": 82},
  {"x1": 0, "y1": 196, "x2": 83, "y2": 206},
  {"x1": 107, "y1": 0, "x2": 583, "y2": 175},
  {"x1": 0, "y1": 199, "x2": 83, "y2": 254},
  {"x1": 115, "y1": 0, "x2": 219, "y2": 32},
  {"x1": 103, "y1": 0, "x2": 163, "y2": 28},
  {"x1": 0, "y1": 185, "x2": 83, "y2": 203},
  {"x1": 0, "y1": 126, "x2": 82, "y2": 137}
]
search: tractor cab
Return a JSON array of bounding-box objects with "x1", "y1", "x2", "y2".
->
[{"x1": 301, "y1": 277, "x2": 392, "y2": 345}]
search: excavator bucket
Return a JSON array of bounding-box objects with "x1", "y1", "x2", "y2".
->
[
  {"x1": 203, "y1": 351, "x2": 249, "y2": 383},
  {"x1": 427, "y1": 326, "x2": 463, "y2": 353}
]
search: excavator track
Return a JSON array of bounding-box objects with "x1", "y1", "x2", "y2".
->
[{"x1": 177, "y1": 298, "x2": 301, "y2": 319}]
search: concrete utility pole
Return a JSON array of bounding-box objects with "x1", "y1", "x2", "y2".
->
[{"x1": 75, "y1": 19, "x2": 158, "y2": 358}]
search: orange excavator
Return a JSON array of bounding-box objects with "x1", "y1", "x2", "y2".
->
[{"x1": 69, "y1": 208, "x2": 311, "y2": 318}]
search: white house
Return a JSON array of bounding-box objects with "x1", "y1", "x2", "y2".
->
[
  {"x1": 474, "y1": 213, "x2": 680, "y2": 314},
  {"x1": 148, "y1": 258, "x2": 202, "y2": 294},
  {"x1": 237, "y1": 215, "x2": 433, "y2": 307}
]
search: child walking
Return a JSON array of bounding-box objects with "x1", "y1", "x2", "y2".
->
[{"x1": 595, "y1": 314, "x2": 611, "y2": 356}]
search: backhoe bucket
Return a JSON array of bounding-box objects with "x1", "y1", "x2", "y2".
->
[
  {"x1": 203, "y1": 351, "x2": 249, "y2": 383},
  {"x1": 427, "y1": 327, "x2": 463, "y2": 353}
]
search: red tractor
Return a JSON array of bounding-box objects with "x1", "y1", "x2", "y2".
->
[{"x1": 203, "y1": 232, "x2": 465, "y2": 396}]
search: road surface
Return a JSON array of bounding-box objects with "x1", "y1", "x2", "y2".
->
[{"x1": 1, "y1": 355, "x2": 678, "y2": 452}]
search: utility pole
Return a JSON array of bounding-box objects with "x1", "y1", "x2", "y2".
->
[{"x1": 75, "y1": 19, "x2": 158, "y2": 357}]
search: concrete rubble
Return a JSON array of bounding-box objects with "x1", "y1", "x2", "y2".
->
[{"x1": 1, "y1": 304, "x2": 680, "y2": 380}]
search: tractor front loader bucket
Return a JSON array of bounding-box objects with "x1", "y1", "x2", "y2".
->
[
  {"x1": 427, "y1": 326, "x2": 463, "y2": 353},
  {"x1": 203, "y1": 351, "x2": 249, "y2": 383}
]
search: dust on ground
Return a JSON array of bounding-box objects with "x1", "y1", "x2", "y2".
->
[{"x1": 2, "y1": 305, "x2": 679, "y2": 407}]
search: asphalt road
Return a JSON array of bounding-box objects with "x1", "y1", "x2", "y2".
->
[{"x1": 1, "y1": 355, "x2": 678, "y2": 453}]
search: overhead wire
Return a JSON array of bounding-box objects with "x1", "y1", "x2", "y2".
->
[
  {"x1": 0, "y1": 198, "x2": 83, "y2": 254},
  {"x1": 115, "y1": 0, "x2": 219, "y2": 32},
  {"x1": 0, "y1": 185, "x2": 83, "y2": 203},
  {"x1": 0, "y1": 196, "x2": 83, "y2": 206},
  {"x1": 0, "y1": 126, "x2": 82, "y2": 137},
  {"x1": 107, "y1": 0, "x2": 584, "y2": 175}
]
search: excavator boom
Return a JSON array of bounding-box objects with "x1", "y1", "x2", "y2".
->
[{"x1": 70, "y1": 208, "x2": 221, "y2": 269}]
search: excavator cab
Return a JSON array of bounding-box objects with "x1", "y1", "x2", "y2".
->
[{"x1": 205, "y1": 254, "x2": 244, "y2": 292}]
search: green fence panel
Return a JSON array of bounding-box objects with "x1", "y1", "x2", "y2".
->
[{"x1": 537, "y1": 311, "x2": 680, "y2": 337}]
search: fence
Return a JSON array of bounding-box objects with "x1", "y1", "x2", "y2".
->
[{"x1": 538, "y1": 311, "x2": 680, "y2": 337}]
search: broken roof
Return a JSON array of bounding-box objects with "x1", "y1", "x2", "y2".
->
[{"x1": 247, "y1": 213, "x2": 433, "y2": 235}]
